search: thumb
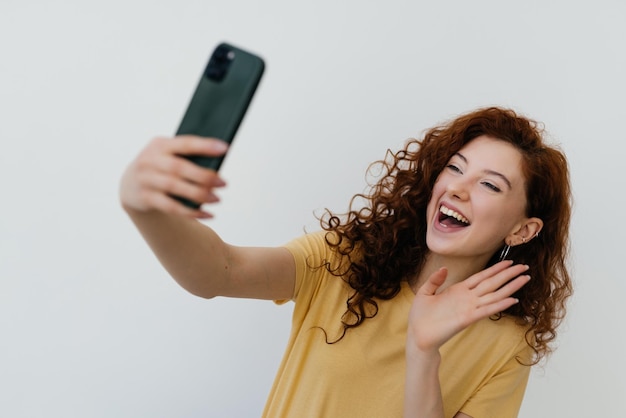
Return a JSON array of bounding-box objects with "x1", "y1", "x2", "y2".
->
[{"x1": 417, "y1": 267, "x2": 448, "y2": 296}]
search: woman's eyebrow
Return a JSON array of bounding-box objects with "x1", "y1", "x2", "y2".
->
[
  {"x1": 455, "y1": 152, "x2": 513, "y2": 190},
  {"x1": 484, "y1": 169, "x2": 512, "y2": 190},
  {"x1": 455, "y1": 152, "x2": 468, "y2": 164}
]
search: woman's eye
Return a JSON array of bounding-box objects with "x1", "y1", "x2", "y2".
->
[
  {"x1": 482, "y1": 181, "x2": 501, "y2": 192},
  {"x1": 447, "y1": 164, "x2": 462, "y2": 173}
]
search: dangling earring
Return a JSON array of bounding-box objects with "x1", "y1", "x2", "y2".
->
[{"x1": 498, "y1": 244, "x2": 511, "y2": 262}]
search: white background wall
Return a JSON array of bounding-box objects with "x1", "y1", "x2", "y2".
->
[{"x1": 1, "y1": 1, "x2": 624, "y2": 417}]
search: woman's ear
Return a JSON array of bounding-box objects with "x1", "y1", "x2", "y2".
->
[{"x1": 507, "y1": 217, "x2": 543, "y2": 246}]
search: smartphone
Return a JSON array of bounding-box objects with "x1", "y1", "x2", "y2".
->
[{"x1": 174, "y1": 42, "x2": 265, "y2": 208}]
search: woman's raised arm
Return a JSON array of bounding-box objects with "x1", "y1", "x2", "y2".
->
[{"x1": 119, "y1": 135, "x2": 295, "y2": 301}]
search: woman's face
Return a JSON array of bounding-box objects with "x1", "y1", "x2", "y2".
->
[{"x1": 425, "y1": 135, "x2": 530, "y2": 262}]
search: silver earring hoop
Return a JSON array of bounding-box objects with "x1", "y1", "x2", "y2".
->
[{"x1": 498, "y1": 244, "x2": 511, "y2": 262}]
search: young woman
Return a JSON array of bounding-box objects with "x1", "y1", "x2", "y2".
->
[{"x1": 120, "y1": 107, "x2": 572, "y2": 417}]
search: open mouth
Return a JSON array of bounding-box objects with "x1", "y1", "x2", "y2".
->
[{"x1": 438, "y1": 204, "x2": 470, "y2": 227}]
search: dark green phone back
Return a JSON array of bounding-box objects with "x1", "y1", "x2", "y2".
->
[{"x1": 176, "y1": 43, "x2": 265, "y2": 172}]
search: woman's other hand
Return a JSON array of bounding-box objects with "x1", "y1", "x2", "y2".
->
[{"x1": 407, "y1": 261, "x2": 531, "y2": 354}]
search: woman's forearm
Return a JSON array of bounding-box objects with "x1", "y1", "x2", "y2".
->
[
  {"x1": 403, "y1": 332, "x2": 445, "y2": 418},
  {"x1": 124, "y1": 206, "x2": 232, "y2": 298}
]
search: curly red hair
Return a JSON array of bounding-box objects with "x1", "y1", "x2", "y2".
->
[{"x1": 319, "y1": 106, "x2": 572, "y2": 363}]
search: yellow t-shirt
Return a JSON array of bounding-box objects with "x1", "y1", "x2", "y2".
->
[{"x1": 263, "y1": 231, "x2": 532, "y2": 418}]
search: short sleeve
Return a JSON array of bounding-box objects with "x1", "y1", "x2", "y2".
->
[
  {"x1": 459, "y1": 345, "x2": 533, "y2": 418},
  {"x1": 274, "y1": 230, "x2": 330, "y2": 305}
]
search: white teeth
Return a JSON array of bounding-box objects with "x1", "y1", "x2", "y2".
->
[{"x1": 439, "y1": 205, "x2": 469, "y2": 224}]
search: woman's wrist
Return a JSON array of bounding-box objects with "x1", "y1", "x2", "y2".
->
[{"x1": 406, "y1": 327, "x2": 442, "y2": 359}]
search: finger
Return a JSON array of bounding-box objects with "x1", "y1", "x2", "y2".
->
[
  {"x1": 464, "y1": 260, "x2": 514, "y2": 289},
  {"x1": 167, "y1": 135, "x2": 229, "y2": 157},
  {"x1": 141, "y1": 189, "x2": 214, "y2": 219},
  {"x1": 142, "y1": 137, "x2": 227, "y2": 186},
  {"x1": 417, "y1": 267, "x2": 448, "y2": 296},
  {"x1": 473, "y1": 297, "x2": 521, "y2": 320},
  {"x1": 473, "y1": 264, "x2": 529, "y2": 296},
  {"x1": 477, "y1": 274, "x2": 531, "y2": 308},
  {"x1": 465, "y1": 261, "x2": 527, "y2": 292},
  {"x1": 141, "y1": 171, "x2": 221, "y2": 206},
  {"x1": 151, "y1": 153, "x2": 226, "y2": 188}
]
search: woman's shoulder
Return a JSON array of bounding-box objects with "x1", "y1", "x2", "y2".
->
[
  {"x1": 441, "y1": 314, "x2": 534, "y2": 373},
  {"x1": 283, "y1": 230, "x2": 348, "y2": 265}
]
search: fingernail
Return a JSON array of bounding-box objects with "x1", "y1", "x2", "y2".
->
[
  {"x1": 205, "y1": 193, "x2": 220, "y2": 203},
  {"x1": 209, "y1": 140, "x2": 228, "y2": 152},
  {"x1": 197, "y1": 211, "x2": 214, "y2": 219},
  {"x1": 212, "y1": 178, "x2": 226, "y2": 187}
]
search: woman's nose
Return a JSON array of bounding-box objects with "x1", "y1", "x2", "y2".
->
[{"x1": 447, "y1": 180, "x2": 470, "y2": 200}]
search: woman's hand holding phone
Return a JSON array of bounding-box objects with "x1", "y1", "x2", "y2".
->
[
  {"x1": 119, "y1": 135, "x2": 229, "y2": 219},
  {"x1": 121, "y1": 42, "x2": 263, "y2": 217}
]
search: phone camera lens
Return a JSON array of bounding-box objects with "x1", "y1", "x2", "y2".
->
[
  {"x1": 205, "y1": 46, "x2": 233, "y2": 82},
  {"x1": 214, "y1": 46, "x2": 231, "y2": 62}
]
